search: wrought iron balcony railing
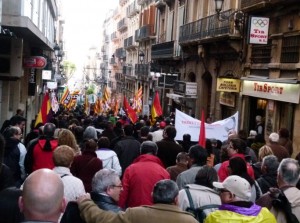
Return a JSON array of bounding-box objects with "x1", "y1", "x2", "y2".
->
[
  {"x1": 151, "y1": 41, "x2": 174, "y2": 59},
  {"x1": 117, "y1": 18, "x2": 128, "y2": 31},
  {"x1": 135, "y1": 25, "x2": 155, "y2": 42},
  {"x1": 127, "y1": 0, "x2": 140, "y2": 18},
  {"x1": 135, "y1": 64, "x2": 149, "y2": 77},
  {"x1": 179, "y1": 9, "x2": 236, "y2": 44}
]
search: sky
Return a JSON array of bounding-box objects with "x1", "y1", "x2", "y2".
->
[{"x1": 62, "y1": 0, "x2": 118, "y2": 81}]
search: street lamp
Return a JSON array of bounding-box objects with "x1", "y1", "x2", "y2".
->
[
  {"x1": 213, "y1": 0, "x2": 244, "y2": 32},
  {"x1": 53, "y1": 42, "x2": 60, "y2": 57},
  {"x1": 139, "y1": 51, "x2": 145, "y2": 63}
]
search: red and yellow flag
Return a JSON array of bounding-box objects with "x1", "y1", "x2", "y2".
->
[
  {"x1": 84, "y1": 94, "x2": 90, "y2": 115},
  {"x1": 60, "y1": 87, "x2": 71, "y2": 107},
  {"x1": 123, "y1": 95, "x2": 138, "y2": 123},
  {"x1": 35, "y1": 92, "x2": 51, "y2": 127},
  {"x1": 133, "y1": 86, "x2": 143, "y2": 113},
  {"x1": 151, "y1": 91, "x2": 162, "y2": 124},
  {"x1": 94, "y1": 97, "x2": 102, "y2": 115}
]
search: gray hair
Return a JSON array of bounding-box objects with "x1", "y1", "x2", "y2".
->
[
  {"x1": 262, "y1": 155, "x2": 279, "y2": 173},
  {"x1": 83, "y1": 126, "x2": 98, "y2": 140},
  {"x1": 278, "y1": 158, "x2": 300, "y2": 186},
  {"x1": 152, "y1": 179, "x2": 179, "y2": 204},
  {"x1": 92, "y1": 169, "x2": 120, "y2": 193},
  {"x1": 140, "y1": 141, "x2": 158, "y2": 155}
]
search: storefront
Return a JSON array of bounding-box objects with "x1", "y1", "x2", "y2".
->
[
  {"x1": 241, "y1": 78, "x2": 300, "y2": 150},
  {"x1": 166, "y1": 81, "x2": 197, "y2": 116},
  {"x1": 216, "y1": 78, "x2": 241, "y2": 119}
]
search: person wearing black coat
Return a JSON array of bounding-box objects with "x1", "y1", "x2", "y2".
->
[
  {"x1": 256, "y1": 155, "x2": 279, "y2": 194},
  {"x1": 61, "y1": 169, "x2": 123, "y2": 223}
]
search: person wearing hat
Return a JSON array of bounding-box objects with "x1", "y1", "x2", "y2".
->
[
  {"x1": 151, "y1": 121, "x2": 166, "y2": 143},
  {"x1": 205, "y1": 175, "x2": 276, "y2": 223},
  {"x1": 268, "y1": 132, "x2": 289, "y2": 162}
]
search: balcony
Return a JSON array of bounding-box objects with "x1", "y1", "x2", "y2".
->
[
  {"x1": 151, "y1": 41, "x2": 174, "y2": 59},
  {"x1": 137, "y1": 0, "x2": 146, "y2": 5},
  {"x1": 124, "y1": 36, "x2": 138, "y2": 50},
  {"x1": 164, "y1": 0, "x2": 175, "y2": 7},
  {"x1": 123, "y1": 65, "x2": 133, "y2": 76},
  {"x1": 111, "y1": 31, "x2": 119, "y2": 41},
  {"x1": 127, "y1": 0, "x2": 140, "y2": 18},
  {"x1": 115, "y1": 47, "x2": 126, "y2": 59},
  {"x1": 117, "y1": 18, "x2": 128, "y2": 31},
  {"x1": 155, "y1": 0, "x2": 166, "y2": 10},
  {"x1": 102, "y1": 55, "x2": 109, "y2": 61},
  {"x1": 135, "y1": 25, "x2": 155, "y2": 42},
  {"x1": 241, "y1": 0, "x2": 298, "y2": 11},
  {"x1": 101, "y1": 45, "x2": 107, "y2": 52},
  {"x1": 179, "y1": 9, "x2": 237, "y2": 44},
  {"x1": 110, "y1": 57, "x2": 117, "y2": 65},
  {"x1": 100, "y1": 63, "x2": 106, "y2": 69},
  {"x1": 119, "y1": 0, "x2": 127, "y2": 6},
  {"x1": 104, "y1": 35, "x2": 109, "y2": 43},
  {"x1": 135, "y1": 64, "x2": 149, "y2": 77}
]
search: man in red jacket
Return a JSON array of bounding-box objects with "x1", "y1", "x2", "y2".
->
[{"x1": 119, "y1": 141, "x2": 170, "y2": 208}]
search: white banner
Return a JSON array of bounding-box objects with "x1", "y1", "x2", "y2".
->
[{"x1": 175, "y1": 109, "x2": 239, "y2": 142}]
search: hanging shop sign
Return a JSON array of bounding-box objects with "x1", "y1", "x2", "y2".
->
[
  {"x1": 242, "y1": 80, "x2": 300, "y2": 103},
  {"x1": 23, "y1": 56, "x2": 47, "y2": 69},
  {"x1": 216, "y1": 78, "x2": 241, "y2": 92},
  {"x1": 249, "y1": 16, "x2": 270, "y2": 44},
  {"x1": 219, "y1": 92, "x2": 236, "y2": 107}
]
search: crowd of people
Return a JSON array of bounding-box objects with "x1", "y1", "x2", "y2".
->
[{"x1": 0, "y1": 109, "x2": 300, "y2": 223}]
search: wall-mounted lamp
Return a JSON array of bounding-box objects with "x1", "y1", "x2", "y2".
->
[
  {"x1": 213, "y1": 0, "x2": 244, "y2": 32},
  {"x1": 53, "y1": 42, "x2": 60, "y2": 57},
  {"x1": 139, "y1": 51, "x2": 145, "y2": 63}
]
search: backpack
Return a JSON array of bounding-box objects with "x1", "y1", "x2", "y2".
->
[{"x1": 184, "y1": 187, "x2": 220, "y2": 223}]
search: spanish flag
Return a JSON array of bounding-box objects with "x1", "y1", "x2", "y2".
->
[
  {"x1": 151, "y1": 91, "x2": 162, "y2": 124},
  {"x1": 123, "y1": 95, "x2": 137, "y2": 123},
  {"x1": 35, "y1": 92, "x2": 51, "y2": 127}
]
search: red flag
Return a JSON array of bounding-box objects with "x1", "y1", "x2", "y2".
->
[
  {"x1": 198, "y1": 109, "x2": 206, "y2": 147},
  {"x1": 123, "y1": 96, "x2": 138, "y2": 123},
  {"x1": 151, "y1": 91, "x2": 163, "y2": 124},
  {"x1": 35, "y1": 92, "x2": 51, "y2": 127}
]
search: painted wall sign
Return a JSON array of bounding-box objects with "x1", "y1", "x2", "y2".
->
[
  {"x1": 23, "y1": 56, "x2": 47, "y2": 69},
  {"x1": 242, "y1": 80, "x2": 300, "y2": 104}
]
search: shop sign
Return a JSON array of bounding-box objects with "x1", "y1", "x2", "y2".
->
[
  {"x1": 23, "y1": 56, "x2": 47, "y2": 69},
  {"x1": 185, "y1": 82, "x2": 197, "y2": 97},
  {"x1": 249, "y1": 16, "x2": 269, "y2": 44},
  {"x1": 242, "y1": 80, "x2": 300, "y2": 104},
  {"x1": 219, "y1": 92, "x2": 235, "y2": 107},
  {"x1": 216, "y1": 78, "x2": 241, "y2": 92}
]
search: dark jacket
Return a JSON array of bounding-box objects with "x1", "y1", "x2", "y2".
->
[
  {"x1": 0, "y1": 164, "x2": 14, "y2": 191},
  {"x1": 156, "y1": 139, "x2": 184, "y2": 168},
  {"x1": 61, "y1": 193, "x2": 123, "y2": 223},
  {"x1": 113, "y1": 136, "x2": 140, "y2": 174},
  {"x1": 257, "y1": 173, "x2": 278, "y2": 194},
  {"x1": 70, "y1": 151, "x2": 103, "y2": 192},
  {"x1": 91, "y1": 191, "x2": 124, "y2": 212},
  {"x1": 3, "y1": 138, "x2": 21, "y2": 185}
]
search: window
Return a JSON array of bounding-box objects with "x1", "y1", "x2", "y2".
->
[
  {"x1": 281, "y1": 35, "x2": 300, "y2": 63},
  {"x1": 251, "y1": 44, "x2": 272, "y2": 64}
]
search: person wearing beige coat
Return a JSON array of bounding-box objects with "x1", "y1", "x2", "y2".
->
[{"x1": 77, "y1": 179, "x2": 198, "y2": 223}]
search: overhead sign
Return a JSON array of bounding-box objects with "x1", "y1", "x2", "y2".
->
[
  {"x1": 23, "y1": 56, "x2": 47, "y2": 69},
  {"x1": 217, "y1": 78, "x2": 240, "y2": 92},
  {"x1": 249, "y1": 16, "x2": 270, "y2": 44},
  {"x1": 242, "y1": 80, "x2": 300, "y2": 104},
  {"x1": 175, "y1": 109, "x2": 239, "y2": 142}
]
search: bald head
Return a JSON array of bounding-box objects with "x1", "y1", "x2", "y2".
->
[{"x1": 19, "y1": 169, "x2": 65, "y2": 222}]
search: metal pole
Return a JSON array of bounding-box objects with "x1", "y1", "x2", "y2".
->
[{"x1": 162, "y1": 73, "x2": 166, "y2": 113}]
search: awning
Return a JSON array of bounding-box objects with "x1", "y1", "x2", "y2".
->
[
  {"x1": 166, "y1": 93, "x2": 184, "y2": 100},
  {"x1": 241, "y1": 76, "x2": 298, "y2": 84}
]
